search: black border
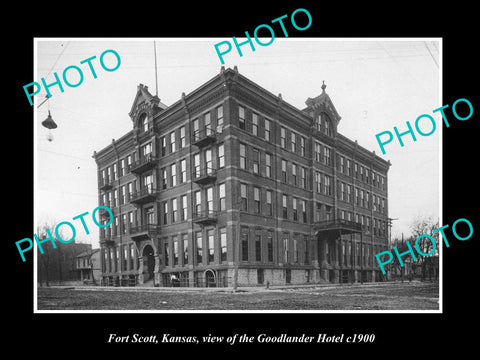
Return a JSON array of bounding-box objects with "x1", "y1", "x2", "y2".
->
[{"x1": 8, "y1": 2, "x2": 478, "y2": 354}]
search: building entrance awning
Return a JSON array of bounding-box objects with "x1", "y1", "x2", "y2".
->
[{"x1": 314, "y1": 219, "x2": 363, "y2": 237}]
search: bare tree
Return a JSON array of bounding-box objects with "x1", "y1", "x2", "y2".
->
[{"x1": 410, "y1": 215, "x2": 439, "y2": 281}]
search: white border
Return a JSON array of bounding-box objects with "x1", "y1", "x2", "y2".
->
[{"x1": 33, "y1": 37, "x2": 442, "y2": 314}]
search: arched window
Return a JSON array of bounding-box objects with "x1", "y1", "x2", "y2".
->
[
  {"x1": 138, "y1": 113, "x2": 148, "y2": 132},
  {"x1": 322, "y1": 113, "x2": 332, "y2": 136}
]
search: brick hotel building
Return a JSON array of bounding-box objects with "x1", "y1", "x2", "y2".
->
[{"x1": 93, "y1": 66, "x2": 390, "y2": 287}]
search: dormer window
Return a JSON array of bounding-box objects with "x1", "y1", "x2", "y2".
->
[
  {"x1": 316, "y1": 113, "x2": 333, "y2": 137},
  {"x1": 139, "y1": 113, "x2": 148, "y2": 132},
  {"x1": 324, "y1": 115, "x2": 331, "y2": 136}
]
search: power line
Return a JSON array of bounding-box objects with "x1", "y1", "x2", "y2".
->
[
  {"x1": 44, "y1": 42, "x2": 70, "y2": 79},
  {"x1": 424, "y1": 41, "x2": 438, "y2": 68}
]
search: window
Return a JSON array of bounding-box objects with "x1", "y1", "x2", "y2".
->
[
  {"x1": 119, "y1": 159, "x2": 125, "y2": 177},
  {"x1": 161, "y1": 167, "x2": 167, "y2": 189},
  {"x1": 241, "y1": 231, "x2": 249, "y2": 261},
  {"x1": 283, "y1": 235, "x2": 289, "y2": 263},
  {"x1": 140, "y1": 113, "x2": 148, "y2": 132},
  {"x1": 219, "y1": 183, "x2": 226, "y2": 211},
  {"x1": 281, "y1": 159, "x2": 287, "y2": 182},
  {"x1": 120, "y1": 185, "x2": 126, "y2": 204},
  {"x1": 121, "y1": 214, "x2": 127, "y2": 235},
  {"x1": 164, "y1": 241, "x2": 169, "y2": 266},
  {"x1": 218, "y1": 143, "x2": 225, "y2": 168},
  {"x1": 193, "y1": 153, "x2": 200, "y2": 178},
  {"x1": 301, "y1": 199, "x2": 307, "y2": 223},
  {"x1": 128, "y1": 211, "x2": 135, "y2": 230},
  {"x1": 281, "y1": 127, "x2": 286, "y2": 148},
  {"x1": 195, "y1": 231, "x2": 203, "y2": 264},
  {"x1": 265, "y1": 119, "x2": 271, "y2": 141},
  {"x1": 253, "y1": 187, "x2": 260, "y2": 213},
  {"x1": 162, "y1": 201, "x2": 168, "y2": 224},
  {"x1": 240, "y1": 183, "x2": 248, "y2": 211},
  {"x1": 220, "y1": 227, "x2": 227, "y2": 263},
  {"x1": 252, "y1": 113, "x2": 258, "y2": 136},
  {"x1": 113, "y1": 189, "x2": 118, "y2": 207},
  {"x1": 339, "y1": 156, "x2": 345, "y2": 173},
  {"x1": 180, "y1": 159, "x2": 186, "y2": 183},
  {"x1": 324, "y1": 115, "x2": 331, "y2": 136},
  {"x1": 129, "y1": 243, "x2": 135, "y2": 270},
  {"x1": 207, "y1": 229, "x2": 214, "y2": 264},
  {"x1": 291, "y1": 132, "x2": 296, "y2": 152},
  {"x1": 172, "y1": 198, "x2": 178, "y2": 222},
  {"x1": 192, "y1": 119, "x2": 199, "y2": 141},
  {"x1": 292, "y1": 163, "x2": 297, "y2": 185},
  {"x1": 323, "y1": 146, "x2": 331, "y2": 166},
  {"x1": 347, "y1": 159, "x2": 351, "y2": 176},
  {"x1": 170, "y1": 131, "x2": 176, "y2": 153},
  {"x1": 180, "y1": 126, "x2": 186, "y2": 148},
  {"x1": 206, "y1": 187, "x2": 214, "y2": 214},
  {"x1": 170, "y1": 163, "x2": 176, "y2": 187},
  {"x1": 293, "y1": 238, "x2": 298, "y2": 263},
  {"x1": 253, "y1": 148, "x2": 259, "y2": 174},
  {"x1": 255, "y1": 234, "x2": 262, "y2": 262},
  {"x1": 316, "y1": 115, "x2": 322, "y2": 132},
  {"x1": 315, "y1": 142, "x2": 321, "y2": 162},
  {"x1": 300, "y1": 136, "x2": 306, "y2": 156},
  {"x1": 239, "y1": 106, "x2": 245, "y2": 130},
  {"x1": 267, "y1": 232, "x2": 273, "y2": 262},
  {"x1": 204, "y1": 112, "x2": 212, "y2": 136},
  {"x1": 266, "y1": 190, "x2": 273, "y2": 216},
  {"x1": 315, "y1": 171, "x2": 322, "y2": 193},
  {"x1": 161, "y1": 136, "x2": 166, "y2": 157},
  {"x1": 173, "y1": 236, "x2": 179, "y2": 266},
  {"x1": 300, "y1": 167, "x2": 306, "y2": 188},
  {"x1": 239, "y1": 143, "x2": 246, "y2": 169},
  {"x1": 340, "y1": 182, "x2": 345, "y2": 201},
  {"x1": 282, "y1": 194, "x2": 288, "y2": 219},
  {"x1": 181, "y1": 195, "x2": 187, "y2": 221},
  {"x1": 324, "y1": 175, "x2": 332, "y2": 195},
  {"x1": 128, "y1": 182, "x2": 134, "y2": 201},
  {"x1": 217, "y1": 106, "x2": 224, "y2": 133},
  {"x1": 293, "y1": 198, "x2": 298, "y2": 221},
  {"x1": 112, "y1": 163, "x2": 117, "y2": 181},
  {"x1": 183, "y1": 234, "x2": 189, "y2": 265},
  {"x1": 205, "y1": 149, "x2": 213, "y2": 172},
  {"x1": 194, "y1": 191, "x2": 201, "y2": 214},
  {"x1": 265, "y1": 153, "x2": 272, "y2": 178}
]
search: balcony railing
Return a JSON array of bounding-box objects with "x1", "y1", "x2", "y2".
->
[
  {"x1": 192, "y1": 166, "x2": 217, "y2": 185},
  {"x1": 130, "y1": 186, "x2": 158, "y2": 204},
  {"x1": 130, "y1": 223, "x2": 160, "y2": 240},
  {"x1": 192, "y1": 127, "x2": 217, "y2": 147},
  {"x1": 100, "y1": 235, "x2": 115, "y2": 246},
  {"x1": 99, "y1": 178, "x2": 113, "y2": 191},
  {"x1": 129, "y1": 154, "x2": 158, "y2": 174},
  {"x1": 192, "y1": 210, "x2": 217, "y2": 225},
  {"x1": 314, "y1": 219, "x2": 363, "y2": 233}
]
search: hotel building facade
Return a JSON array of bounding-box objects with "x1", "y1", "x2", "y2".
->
[{"x1": 93, "y1": 66, "x2": 390, "y2": 287}]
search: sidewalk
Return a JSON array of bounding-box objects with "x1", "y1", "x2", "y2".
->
[{"x1": 41, "y1": 280, "x2": 410, "y2": 293}]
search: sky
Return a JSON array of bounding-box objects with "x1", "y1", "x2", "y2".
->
[{"x1": 34, "y1": 38, "x2": 440, "y2": 248}]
